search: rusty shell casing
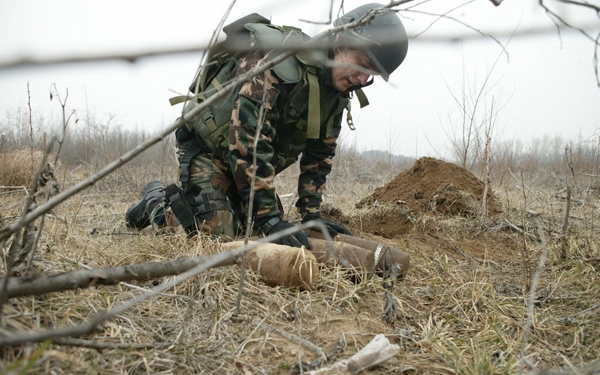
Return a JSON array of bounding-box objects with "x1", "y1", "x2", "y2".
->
[
  {"x1": 307, "y1": 238, "x2": 375, "y2": 280},
  {"x1": 223, "y1": 241, "x2": 319, "y2": 290},
  {"x1": 307, "y1": 231, "x2": 410, "y2": 279}
]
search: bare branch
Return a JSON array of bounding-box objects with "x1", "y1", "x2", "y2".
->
[
  {"x1": 256, "y1": 319, "x2": 327, "y2": 360},
  {"x1": 52, "y1": 337, "x2": 162, "y2": 350},
  {"x1": 408, "y1": 1, "x2": 509, "y2": 60},
  {"x1": 540, "y1": 0, "x2": 600, "y2": 43},
  {"x1": 557, "y1": 0, "x2": 600, "y2": 13},
  {"x1": 540, "y1": 0, "x2": 600, "y2": 86},
  {"x1": 0, "y1": 1, "x2": 416, "y2": 71},
  {"x1": 0, "y1": 239, "x2": 261, "y2": 346},
  {"x1": 235, "y1": 59, "x2": 271, "y2": 313},
  {"x1": 0, "y1": 50, "x2": 290, "y2": 242},
  {"x1": 0, "y1": 251, "x2": 236, "y2": 299}
]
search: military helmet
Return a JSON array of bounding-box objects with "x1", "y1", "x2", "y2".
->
[{"x1": 333, "y1": 3, "x2": 408, "y2": 81}]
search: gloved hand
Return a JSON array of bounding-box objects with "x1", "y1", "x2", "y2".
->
[
  {"x1": 302, "y1": 212, "x2": 352, "y2": 237},
  {"x1": 258, "y1": 216, "x2": 311, "y2": 249}
]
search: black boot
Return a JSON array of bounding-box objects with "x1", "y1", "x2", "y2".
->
[{"x1": 125, "y1": 181, "x2": 165, "y2": 229}]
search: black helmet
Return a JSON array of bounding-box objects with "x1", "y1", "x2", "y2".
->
[{"x1": 333, "y1": 3, "x2": 408, "y2": 81}]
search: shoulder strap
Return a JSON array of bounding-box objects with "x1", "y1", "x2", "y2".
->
[
  {"x1": 354, "y1": 88, "x2": 369, "y2": 108},
  {"x1": 305, "y1": 65, "x2": 321, "y2": 139},
  {"x1": 245, "y1": 23, "x2": 323, "y2": 139},
  {"x1": 344, "y1": 89, "x2": 369, "y2": 131},
  {"x1": 277, "y1": 25, "x2": 322, "y2": 139}
]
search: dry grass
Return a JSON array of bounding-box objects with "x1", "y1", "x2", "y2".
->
[
  {"x1": 0, "y1": 162, "x2": 599, "y2": 375},
  {"x1": 0, "y1": 148, "x2": 47, "y2": 188}
]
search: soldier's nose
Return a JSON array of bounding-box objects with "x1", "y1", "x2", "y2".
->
[{"x1": 355, "y1": 72, "x2": 370, "y2": 86}]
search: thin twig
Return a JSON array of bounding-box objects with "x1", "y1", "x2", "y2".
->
[
  {"x1": 25, "y1": 85, "x2": 73, "y2": 272},
  {"x1": 236, "y1": 56, "x2": 271, "y2": 314},
  {"x1": 519, "y1": 213, "x2": 551, "y2": 375},
  {"x1": 562, "y1": 145, "x2": 574, "y2": 237},
  {"x1": 52, "y1": 337, "x2": 162, "y2": 350},
  {"x1": 558, "y1": 303, "x2": 600, "y2": 320},
  {"x1": 255, "y1": 319, "x2": 327, "y2": 361}
]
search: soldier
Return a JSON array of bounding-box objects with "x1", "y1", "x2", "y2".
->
[{"x1": 126, "y1": 3, "x2": 408, "y2": 249}]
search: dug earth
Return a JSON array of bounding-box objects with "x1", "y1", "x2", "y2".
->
[{"x1": 324, "y1": 157, "x2": 516, "y2": 262}]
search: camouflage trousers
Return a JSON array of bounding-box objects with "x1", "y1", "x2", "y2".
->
[{"x1": 151, "y1": 146, "x2": 244, "y2": 241}]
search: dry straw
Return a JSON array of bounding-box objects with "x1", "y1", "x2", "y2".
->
[{"x1": 1, "y1": 163, "x2": 598, "y2": 374}]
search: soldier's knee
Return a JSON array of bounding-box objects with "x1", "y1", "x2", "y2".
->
[
  {"x1": 165, "y1": 183, "x2": 236, "y2": 240},
  {"x1": 200, "y1": 210, "x2": 236, "y2": 240}
]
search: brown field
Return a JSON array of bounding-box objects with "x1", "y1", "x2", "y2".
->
[{"x1": 1, "y1": 150, "x2": 599, "y2": 374}]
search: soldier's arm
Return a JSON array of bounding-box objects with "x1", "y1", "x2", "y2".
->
[
  {"x1": 228, "y1": 52, "x2": 283, "y2": 223},
  {"x1": 295, "y1": 110, "x2": 344, "y2": 216}
]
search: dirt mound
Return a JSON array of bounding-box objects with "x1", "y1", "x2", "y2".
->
[
  {"x1": 358, "y1": 157, "x2": 501, "y2": 215},
  {"x1": 352, "y1": 157, "x2": 502, "y2": 238}
]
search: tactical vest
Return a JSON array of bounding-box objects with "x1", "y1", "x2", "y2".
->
[{"x1": 170, "y1": 14, "x2": 368, "y2": 173}]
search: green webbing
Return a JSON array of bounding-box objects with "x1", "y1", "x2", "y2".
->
[
  {"x1": 169, "y1": 91, "x2": 207, "y2": 106},
  {"x1": 306, "y1": 67, "x2": 321, "y2": 139},
  {"x1": 210, "y1": 77, "x2": 223, "y2": 92},
  {"x1": 169, "y1": 95, "x2": 192, "y2": 106},
  {"x1": 354, "y1": 88, "x2": 369, "y2": 108}
]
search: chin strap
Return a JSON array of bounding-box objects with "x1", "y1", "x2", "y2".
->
[
  {"x1": 354, "y1": 88, "x2": 369, "y2": 108},
  {"x1": 345, "y1": 87, "x2": 369, "y2": 130}
]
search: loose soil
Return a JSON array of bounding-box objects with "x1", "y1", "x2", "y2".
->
[
  {"x1": 325, "y1": 157, "x2": 516, "y2": 262},
  {"x1": 355, "y1": 157, "x2": 501, "y2": 229}
]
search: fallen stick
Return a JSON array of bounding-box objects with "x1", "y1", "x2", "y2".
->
[
  {"x1": 1, "y1": 236, "x2": 405, "y2": 299},
  {"x1": 1, "y1": 242, "x2": 317, "y2": 299},
  {"x1": 0, "y1": 252, "x2": 236, "y2": 299}
]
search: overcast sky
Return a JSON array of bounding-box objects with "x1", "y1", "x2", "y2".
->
[{"x1": 1, "y1": 0, "x2": 599, "y2": 159}]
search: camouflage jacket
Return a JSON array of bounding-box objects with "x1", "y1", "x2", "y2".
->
[
  {"x1": 181, "y1": 24, "x2": 349, "y2": 224},
  {"x1": 229, "y1": 50, "x2": 349, "y2": 222}
]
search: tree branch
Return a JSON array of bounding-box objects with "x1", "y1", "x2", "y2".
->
[
  {"x1": 0, "y1": 252, "x2": 236, "y2": 299},
  {"x1": 0, "y1": 239, "x2": 264, "y2": 346}
]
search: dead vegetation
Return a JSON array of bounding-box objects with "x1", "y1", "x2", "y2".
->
[
  {"x1": 1, "y1": 152, "x2": 598, "y2": 374},
  {"x1": 0, "y1": 149, "x2": 48, "y2": 188},
  {"x1": 2, "y1": 1, "x2": 599, "y2": 371}
]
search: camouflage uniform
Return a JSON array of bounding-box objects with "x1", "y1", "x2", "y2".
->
[
  {"x1": 167, "y1": 48, "x2": 348, "y2": 240},
  {"x1": 129, "y1": 5, "x2": 408, "y2": 243}
]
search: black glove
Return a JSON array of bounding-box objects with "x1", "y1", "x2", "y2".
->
[
  {"x1": 258, "y1": 216, "x2": 311, "y2": 249},
  {"x1": 302, "y1": 212, "x2": 352, "y2": 237}
]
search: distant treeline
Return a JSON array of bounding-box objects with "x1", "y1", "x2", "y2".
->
[{"x1": 1, "y1": 107, "x2": 598, "y2": 188}]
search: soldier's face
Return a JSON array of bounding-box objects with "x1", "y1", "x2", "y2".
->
[{"x1": 331, "y1": 49, "x2": 377, "y2": 92}]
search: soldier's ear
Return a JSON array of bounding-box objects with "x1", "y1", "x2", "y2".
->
[{"x1": 332, "y1": 35, "x2": 346, "y2": 58}]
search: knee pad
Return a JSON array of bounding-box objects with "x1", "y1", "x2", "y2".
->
[{"x1": 165, "y1": 184, "x2": 232, "y2": 234}]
